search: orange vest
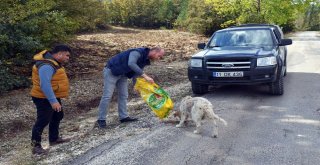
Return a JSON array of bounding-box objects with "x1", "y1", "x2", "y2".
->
[{"x1": 30, "y1": 50, "x2": 69, "y2": 98}]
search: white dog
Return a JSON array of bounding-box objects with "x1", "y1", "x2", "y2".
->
[{"x1": 174, "y1": 96, "x2": 227, "y2": 138}]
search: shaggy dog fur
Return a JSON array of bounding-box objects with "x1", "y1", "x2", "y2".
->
[{"x1": 174, "y1": 96, "x2": 227, "y2": 138}]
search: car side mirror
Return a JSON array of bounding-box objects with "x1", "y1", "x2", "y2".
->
[
  {"x1": 279, "y1": 39, "x2": 292, "y2": 46},
  {"x1": 198, "y1": 43, "x2": 206, "y2": 49}
]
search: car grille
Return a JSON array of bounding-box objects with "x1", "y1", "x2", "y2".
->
[{"x1": 206, "y1": 58, "x2": 252, "y2": 71}]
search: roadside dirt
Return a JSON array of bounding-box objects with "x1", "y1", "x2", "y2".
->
[{"x1": 0, "y1": 26, "x2": 208, "y2": 165}]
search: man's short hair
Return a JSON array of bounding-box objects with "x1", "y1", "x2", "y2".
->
[{"x1": 51, "y1": 44, "x2": 72, "y2": 54}]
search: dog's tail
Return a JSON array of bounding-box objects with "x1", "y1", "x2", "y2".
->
[
  {"x1": 205, "y1": 104, "x2": 228, "y2": 126},
  {"x1": 210, "y1": 113, "x2": 228, "y2": 126}
]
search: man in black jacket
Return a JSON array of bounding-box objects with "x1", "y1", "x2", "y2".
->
[{"x1": 97, "y1": 47, "x2": 165, "y2": 128}]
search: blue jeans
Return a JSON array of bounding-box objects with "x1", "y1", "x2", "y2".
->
[{"x1": 98, "y1": 68, "x2": 129, "y2": 121}]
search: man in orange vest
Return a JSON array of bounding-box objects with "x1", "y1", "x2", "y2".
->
[{"x1": 30, "y1": 44, "x2": 72, "y2": 155}]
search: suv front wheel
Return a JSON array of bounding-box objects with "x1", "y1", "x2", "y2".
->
[
  {"x1": 269, "y1": 75, "x2": 284, "y2": 95},
  {"x1": 191, "y1": 82, "x2": 208, "y2": 94}
]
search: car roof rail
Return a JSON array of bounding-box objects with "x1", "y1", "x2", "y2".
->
[{"x1": 229, "y1": 23, "x2": 280, "y2": 28}]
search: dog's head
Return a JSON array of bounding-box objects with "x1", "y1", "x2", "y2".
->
[
  {"x1": 180, "y1": 96, "x2": 192, "y2": 104},
  {"x1": 161, "y1": 109, "x2": 180, "y2": 124},
  {"x1": 165, "y1": 109, "x2": 181, "y2": 120},
  {"x1": 183, "y1": 96, "x2": 192, "y2": 100},
  {"x1": 173, "y1": 110, "x2": 181, "y2": 118}
]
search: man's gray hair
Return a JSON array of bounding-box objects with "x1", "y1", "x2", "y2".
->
[{"x1": 150, "y1": 47, "x2": 162, "y2": 52}]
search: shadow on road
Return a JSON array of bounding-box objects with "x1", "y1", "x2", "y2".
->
[{"x1": 204, "y1": 71, "x2": 320, "y2": 97}]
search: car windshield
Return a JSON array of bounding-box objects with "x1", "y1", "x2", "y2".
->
[{"x1": 208, "y1": 29, "x2": 274, "y2": 47}]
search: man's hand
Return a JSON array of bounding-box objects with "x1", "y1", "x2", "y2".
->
[
  {"x1": 51, "y1": 102, "x2": 62, "y2": 112},
  {"x1": 142, "y1": 73, "x2": 154, "y2": 83}
]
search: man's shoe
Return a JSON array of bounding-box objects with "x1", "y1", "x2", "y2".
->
[
  {"x1": 32, "y1": 146, "x2": 48, "y2": 155},
  {"x1": 49, "y1": 137, "x2": 71, "y2": 146},
  {"x1": 120, "y1": 117, "x2": 138, "y2": 123},
  {"x1": 96, "y1": 120, "x2": 107, "y2": 128}
]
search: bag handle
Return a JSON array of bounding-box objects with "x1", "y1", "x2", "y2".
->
[
  {"x1": 137, "y1": 77, "x2": 159, "y2": 88},
  {"x1": 150, "y1": 82, "x2": 159, "y2": 88}
]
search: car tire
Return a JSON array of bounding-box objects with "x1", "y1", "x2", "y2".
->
[
  {"x1": 283, "y1": 58, "x2": 287, "y2": 77},
  {"x1": 269, "y1": 75, "x2": 284, "y2": 95},
  {"x1": 191, "y1": 82, "x2": 208, "y2": 95}
]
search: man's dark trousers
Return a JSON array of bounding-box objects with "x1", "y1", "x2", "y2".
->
[{"x1": 31, "y1": 97, "x2": 63, "y2": 147}]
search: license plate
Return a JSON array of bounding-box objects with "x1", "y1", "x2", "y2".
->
[{"x1": 213, "y1": 72, "x2": 244, "y2": 77}]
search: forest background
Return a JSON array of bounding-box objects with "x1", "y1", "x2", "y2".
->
[{"x1": 0, "y1": 0, "x2": 319, "y2": 93}]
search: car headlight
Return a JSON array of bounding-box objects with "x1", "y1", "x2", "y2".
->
[
  {"x1": 190, "y1": 59, "x2": 203, "y2": 67},
  {"x1": 257, "y1": 57, "x2": 277, "y2": 66}
]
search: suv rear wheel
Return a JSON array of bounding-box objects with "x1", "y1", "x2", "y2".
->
[
  {"x1": 191, "y1": 82, "x2": 208, "y2": 94},
  {"x1": 269, "y1": 75, "x2": 284, "y2": 95}
]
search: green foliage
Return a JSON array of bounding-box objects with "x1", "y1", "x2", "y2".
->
[
  {"x1": 175, "y1": 0, "x2": 189, "y2": 28},
  {"x1": 157, "y1": 0, "x2": 182, "y2": 28},
  {"x1": 304, "y1": 1, "x2": 320, "y2": 30},
  {"x1": 107, "y1": 0, "x2": 183, "y2": 28},
  {"x1": 176, "y1": 0, "x2": 319, "y2": 36},
  {"x1": 107, "y1": 0, "x2": 157, "y2": 27},
  {"x1": 174, "y1": 0, "x2": 234, "y2": 35},
  {"x1": 183, "y1": 0, "x2": 215, "y2": 34},
  {"x1": 54, "y1": 0, "x2": 108, "y2": 32},
  {"x1": 0, "y1": 65, "x2": 31, "y2": 92},
  {"x1": 0, "y1": 0, "x2": 108, "y2": 93}
]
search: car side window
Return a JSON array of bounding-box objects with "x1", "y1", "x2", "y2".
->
[{"x1": 273, "y1": 29, "x2": 281, "y2": 42}]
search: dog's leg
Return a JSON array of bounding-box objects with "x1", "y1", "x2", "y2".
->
[
  {"x1": 212, "y1": 119, "x2": 218, "y2": 138},
  {"x1": 192, "y1": 111, "x2": 202, "y2": 134},
  {"x1": 194, "y1": 121, "x2": 201, "y2": 134},
  {"x1": 176, "y1": 112, "x2": 186, "y2": 128}
]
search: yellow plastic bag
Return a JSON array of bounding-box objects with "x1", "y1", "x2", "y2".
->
[{"x1": 134, "y1": 78, "x2": 174, "y2": 119}]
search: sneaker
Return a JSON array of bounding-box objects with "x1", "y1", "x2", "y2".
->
[
  {"x1": 49, "y1": 137, "x2": 71, "y2": 146},
  {"x1": 96, "y1": 120, "x2": 107, "y2": 128},
  {"x1": 120, "y1": 117, "x2": 138, "y2": 123},
  {"x1": 32, "y1": 146, "x2": 48, "y2": 155}
]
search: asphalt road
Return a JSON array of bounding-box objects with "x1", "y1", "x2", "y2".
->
[{"x1": 65, "y1": 31, "x2": 320, "y2": 165}]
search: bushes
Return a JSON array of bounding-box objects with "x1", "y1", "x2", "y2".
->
[
  {"x1": 174, "y1": 0, "x2": 223, "y2": 35},
  {"x1": 0, "y1": 0, "x2": 107, "y2": 93},
  {"x1": 175, "y1": 0, "x2": 310, "y2": 35},
  {"x1": 54, "y1": 0, "x2": 108, "y2": 32},
  {"x1": 106, "y1": 0, "x2": 183, "y2": 28},
  {"x1": 106, "y1": 0, "x2": 305, "y2": 35},
  {"x1": 0, "y1": 65, "x2": 30, "y2": 92}
]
